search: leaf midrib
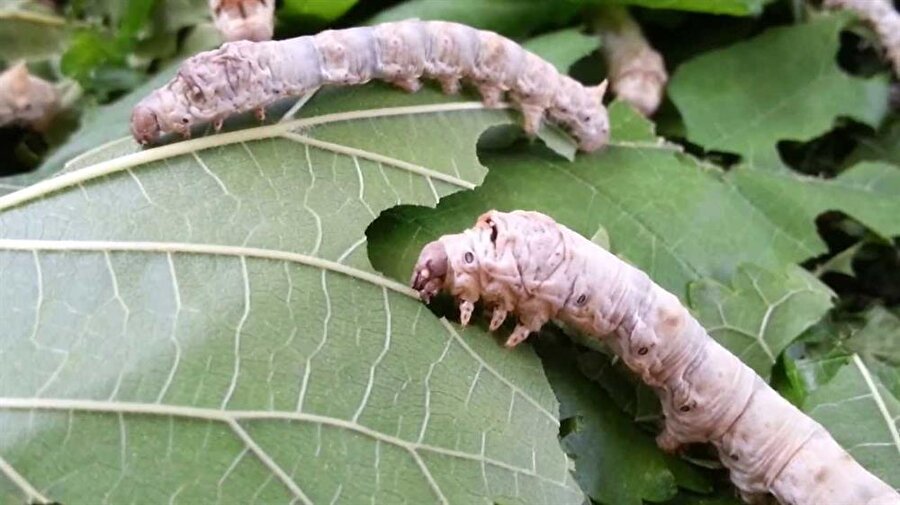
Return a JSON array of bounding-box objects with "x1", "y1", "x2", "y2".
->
[
  {"x1": 0, "y1": 238, "x2": 566, "y2": 504},
  {"x1": 0, "y1": 397, "x2": 571, "y2": 488},
  {"x1": 0, "y1": 238, "x2": 558, "y2": 424},
  {"x1": 852, "y1": 355, "x2": 900, "y2": 456},
  {"x1": 0, "y1": 101, "x2": 500, "y2": 212},
  {"x1": 0, "y1": 238, "x2": 414, "y2": 295}
]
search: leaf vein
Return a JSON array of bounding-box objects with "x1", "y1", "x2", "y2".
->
[
  {"x1": 0, "y1": 102, "x2": 495, "y2": 212},
  {"x1": 0, "y1": 454, "x2": 51, "y2": 504},
  {"x1": 852, "y1": 355, "x2": 900, "y2": 456},
  {"x1": 0, "y1": 398, "x2": 572, "y2": 490},
  {"x1": 282, "y1": 132, "x2": 475, "y2": 190}
]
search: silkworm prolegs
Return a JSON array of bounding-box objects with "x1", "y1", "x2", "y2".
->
[
  {"x1": 131, "y1": 20, "x2": 610, "y2": 151},
  {"x1": 410, "y1": 210, "x2": 900, "y2": 505}
]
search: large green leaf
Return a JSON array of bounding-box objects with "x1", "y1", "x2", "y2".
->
[
  {"x1": 689, "y1": 264, "x2": 833, "y2": 378},
  {"x1": 0, "y1": 85, "x2": 583, "y2": 504},
  {"x1": 805, "y1": 355, "x2": 900, "y2": 489},
  {"x1": 669, "y1": 15, "x2": 890, "y2": 169},
  {"x1": 727, "y1": 161, "x2": 900, "y2": 242}
]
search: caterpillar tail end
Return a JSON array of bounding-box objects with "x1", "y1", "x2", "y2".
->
[{"x1": 410, "y1": 240, "x2": 449, "y2": 304}]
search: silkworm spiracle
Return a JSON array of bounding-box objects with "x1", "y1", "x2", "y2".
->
[
  {"x1": 410, "y1": 210, "x2": 900, "y2": 505},
  {"x1": 130, "y1": 20, "x2": 610, "y2": 151}
]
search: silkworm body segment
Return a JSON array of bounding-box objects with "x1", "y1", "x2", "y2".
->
[
  {"x1": 410, "y1": 210, "x2": 900, "y2": 505},
  {"x1": 131, "y1": 20, "x2": 610, "y2": 151}
]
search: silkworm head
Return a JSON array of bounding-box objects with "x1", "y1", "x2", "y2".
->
[
  {"x1": 576, "y1": 81, "x2": 610, "y2": 152},
  {"x1": 575, "y1": 106, "x2": 610, "y2": 152},
  {"x1": 131, "y1": 104, "x2": 161, "y2": 145},
  {"x1": 411, "y1": 240, "x2": 449, "y2": 303}
]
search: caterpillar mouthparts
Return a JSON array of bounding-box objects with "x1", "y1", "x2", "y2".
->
[
  {"x1": 410, "y1": 240, "x2": 449, "y2": 304},
  {"x1": 132, "y1": 20, "x2": 611, "y2": 151}
]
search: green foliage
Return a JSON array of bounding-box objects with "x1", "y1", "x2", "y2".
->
[
  {"x1": 540, "y1": 338, "x2": 709, "y2": 505},
  {"x1": 805, "y1": 356, "x2": 900, "y2": 488},
  {"x1": 728, "y1": 161, "x2": 900, "y2": 245},
  {"x1": 788, "y1": 307, "x2": 900, "y2": 402},
  {"x1": 62, "y1": 0, "x2": 153, "y2": 79},
  {"x1": 585, "y1": 0, "x2": 774, "y2": 16},
  {"x1": 368, "y1": 109, "x2": 899, "y2": 305},
  {"x1": 846, "y1": 307, "x2": 900, "y2": 398},
  {"x1": 669, "y1": 15, "x2": 890, "y2": 169},
  {"x1": 279, "y1": 0, "x2": 357, "y2": 29},
  {"x1": 523, "y1": 28, "x2": 600, "y2": 73},
  {"x1": 60, "y1": 0, "x2": 207, "y2": 98},
  {"x1": 848, "y1": 117, "x2": 900, "y2": 167},
  {"x1": 689, "y1": 265, "x2": 833, "y2": 378},
  {"x1": 369, "y1": 0, "x2": 580, "y2": 37},
  {"x1": 664, "y1": 488, "x2": 744, "y2": 505}
]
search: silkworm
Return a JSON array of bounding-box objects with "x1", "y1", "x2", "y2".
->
[
  {"x1": 594, "y1": 6, "x2": 667, "y2": 117},
  {"x1": 410, "y1": 210, "x2": 900, "y2": 505},
  {"x1": 130, "y1": 20, "x2": 610, "y2": 151},
  {"x1": 209, "y1": 0, "x2": 275, "y2": 42},
  {"x1": 0, "y1": 62, "x2": 58, "y2": 131}
]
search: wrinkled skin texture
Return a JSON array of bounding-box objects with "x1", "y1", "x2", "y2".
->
[
  {"x1": 131, "y1": 20, "x2": 610, "y2": 151},
  {"x1": 411, "y1": 210, "x2": 900, "y2": 505}
]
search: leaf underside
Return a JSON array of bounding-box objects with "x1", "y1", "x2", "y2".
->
[{"x1": 0, "y1": 85, "x2": 583, "y2": 504}]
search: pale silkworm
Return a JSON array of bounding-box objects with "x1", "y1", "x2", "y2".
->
[
  {"x1": 594, "y1": 6, "x2": 667, "y2": 117},
  {"x1": 410, "y1": 210, "x2": 900, "y2": 505},
  {"x1": 0, "y1": 62, "x2": 58, "y2": 131},
  {"x1": 209, "y1": 0, "x2": 275, "y2": 42},
  {"x1": 130, "y1": 20, "x2": 610, "y2": 151}
]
